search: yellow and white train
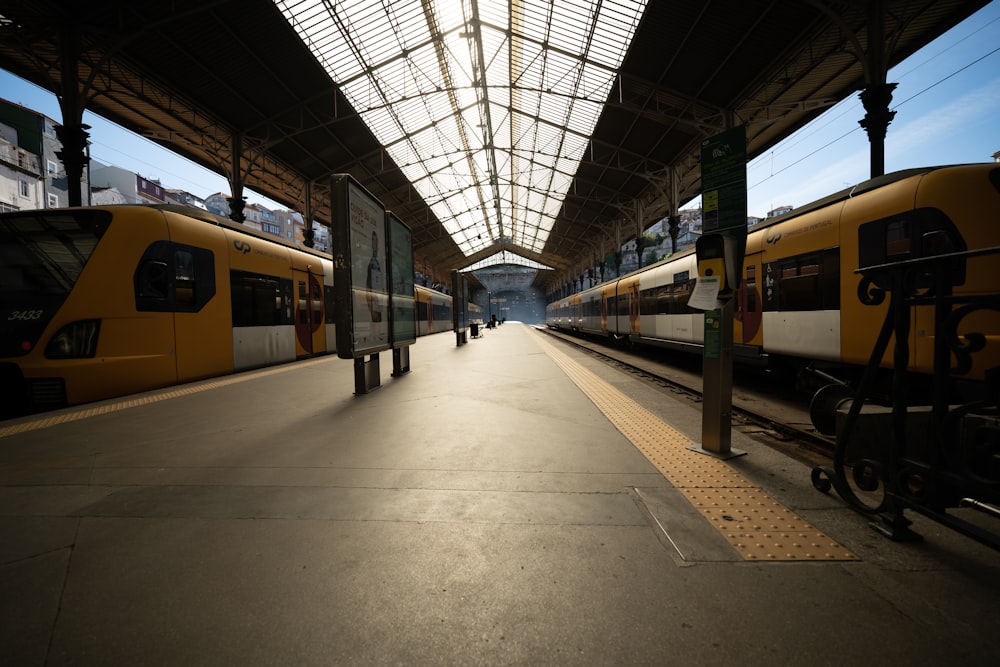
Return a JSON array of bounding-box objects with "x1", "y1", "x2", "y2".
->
[
  {"x1": 547, "y1": 164, "x2": 1000, "y2": 393},
  {"x1": 0, "y1": 205, "x2": 460, "y2": 416}
]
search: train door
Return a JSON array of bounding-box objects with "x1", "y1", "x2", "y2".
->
[
  {"x1": 160, "y1": 210, "x2": 233, "y2": 383},
  {"x1": 737, "y1": 251, "x2": 763, "y2": 346},
  {"x1": 293, "y1": 269, "x2": 325, "y2": 357}
]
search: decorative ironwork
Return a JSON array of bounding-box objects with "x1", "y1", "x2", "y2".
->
[{"x1": 812, "y1": 246, "x2": 1000, "y2": 550}]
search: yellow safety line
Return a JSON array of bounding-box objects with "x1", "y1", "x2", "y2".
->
[
  {"x1": 0, "y1": 356, "x2": 336, "y2": 439},
  {"x1": 535, "y1": 332, "x2": 855, "y2": 561}
]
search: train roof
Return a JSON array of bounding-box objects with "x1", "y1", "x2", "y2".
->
[
  {"x1": 565, "y1": 163, "x2": 993, "y2": 296},
  {"x1": 753, "y1": 164, "x2": 982, "y2": 231}
]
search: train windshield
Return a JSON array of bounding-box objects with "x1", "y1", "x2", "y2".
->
[{"x1": 0, "y1": 210, "x2": 110, "y2": 300}]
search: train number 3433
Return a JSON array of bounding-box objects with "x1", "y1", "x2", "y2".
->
[{"x1": 7, "y1": 310, "x2": 45, "y2": 321}]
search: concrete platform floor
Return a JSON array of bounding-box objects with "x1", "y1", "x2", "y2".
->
[{"x1": 1, "y1": 323, "x2": 998, "y2": 665}]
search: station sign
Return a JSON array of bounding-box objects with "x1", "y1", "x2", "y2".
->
[{"x1": 700, "y1": 125, "x2": 748, "y2": 281}]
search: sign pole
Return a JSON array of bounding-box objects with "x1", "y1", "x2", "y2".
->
[{"x1": 690, "y1": 126, "x2": 747, "y2": 459}]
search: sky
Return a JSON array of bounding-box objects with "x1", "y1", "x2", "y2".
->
[
  {"x1": 737, "y1": 0, "x2": 1000, "y2": 218},
  {"x1": 1, "y1": 1, "x2": 998, "y2": 221}
]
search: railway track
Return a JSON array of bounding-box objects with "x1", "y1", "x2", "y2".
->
[{"x1": 536, "y1": 326, "x2": 836, "y2": 464}]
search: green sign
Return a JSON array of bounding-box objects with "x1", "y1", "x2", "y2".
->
[
  {"x1": 704, "y1": 309, "x2": 722, "y2": 359},
  {"x1": 701, "y1": 126, "x2": 748, "y2": 281}
]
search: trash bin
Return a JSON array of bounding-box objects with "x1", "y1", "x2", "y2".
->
[{"x1": 470, "y1": 322, "x2": 479, "y2": 338}]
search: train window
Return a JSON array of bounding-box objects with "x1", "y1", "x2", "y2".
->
[
  {"x1": 858, "y1": 208, "x2": 965, "y2": 270},
  {"x1": 778, "y1": 271, "x2": 818, "y2": 311},
  {"x1": 312, "y1": 281, "x2": 323, "y2": 324},
  {"x1": 174, "y1": 250, "x2": 195, "y2": 308},
  {"x1": 175, "y1": 251, "x2": 194, "y2": 281},
  {"x1": 743, "y1": 266, "x2": 758, "y2": 313},
  {"x1": 885, "y1": 221, "x2": 911, "y2": 261},
  {"x1": 640, "y1": 286, "x2": 659, "y2": 316},
  {"x1": 922, "y1": 229, "x2": 958, "y2": 256},
  {"x1": 298, "y1": 282, "x2": 308, "y2": 325},
  {"x1": 135, "y1": 242, "x2": 214, "y2": 312},
  {"x1": 230, "y1": 270, "x2": 286, "y2": 326},
  {"x1": 138, "y1": 261, "x2": 169, "y2": 299},
  {"x1": 763, "y1": 248, "x2": 840, "y2": 312},
  {"x1": 1, "y1": 210, "x2": 109, "y2": 300},
  {"x1": 672, "y1": 280, "x2": 696, "y2": 314}
]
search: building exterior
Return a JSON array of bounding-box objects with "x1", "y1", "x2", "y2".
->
[
  {"x1": 0, "y1": 120, "x2": 43, "y2": 212},
  {"x1": 91, "y1": 186, "x2": 129, "y2": 205},
  {"x1": 274, "y1": 209, "x2": 299, "y2": 244},
  {"x1": 311, "y1": 220, "x2": 330, "y2": 252},
  {"x1": 90, "y1": 164, "x2": 166, "y2": 204},
  {"x1": 203, "y1": 192, "x2": 230, "y2": 217},
  {"x1": 165, "y1": 188, "x2": 207, "y2": 209},
  {"x1": 244, "y1": 202, "x2": 280, "y2": 235},
  {"x1": 0, "y1": 98, "x2": 88, "y2": 211}
]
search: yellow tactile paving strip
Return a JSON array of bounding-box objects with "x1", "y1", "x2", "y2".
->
[
  {"x1": 0, "y1": 356, "x2": 335, "y2": 440},
  {"x1": 535, "y1": 332, "x2": 855, "y2": 561}
]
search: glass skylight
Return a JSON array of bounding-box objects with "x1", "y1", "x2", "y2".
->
[
  {"x1": 275, "y1": 0, "x2": 648, "y2": 258},
  {"x1": 464, "y1": 249, "x2": 551, "y2": 271}
]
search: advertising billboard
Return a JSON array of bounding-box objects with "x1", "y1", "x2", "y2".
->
[
  {"x1": 331, "y1": 174, "x2": 390, "y2": 358},
  {"x1": 386, "y1": 211, "x2": 416, "y2": 347}
]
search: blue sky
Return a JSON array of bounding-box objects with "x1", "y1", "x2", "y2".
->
[
  {"x1": 1, "y1": 1, "x2": 998, "y2": 219},
  {"x1": 740, "y1": 0, "x2": 1000, "y2": 217}
]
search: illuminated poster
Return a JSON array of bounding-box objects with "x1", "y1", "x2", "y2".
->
[
  {"x1": 331, "y1": 174, "x2": 390, "y2": 358},
  {"x1": 387, "y1": 211, "x2": 416, "y2": 346}
]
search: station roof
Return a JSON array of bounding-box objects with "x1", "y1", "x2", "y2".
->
[{"x1": 0, "y1": 0, "x2": 987, "y2": 290}]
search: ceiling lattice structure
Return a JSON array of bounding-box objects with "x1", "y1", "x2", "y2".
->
[
  {"x1": 0, "y1": 0, "x2": 988, "y2": 292},
  {"x1": 275, "y1": 0, "x2": 646, "y2": 259}
]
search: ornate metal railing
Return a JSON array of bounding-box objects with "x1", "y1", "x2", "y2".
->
[{"x1": 812, "y1": 246, "x2": 1000, "y2": 550}]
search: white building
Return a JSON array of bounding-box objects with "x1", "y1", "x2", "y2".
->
[
  {"x1": 0, "y1": 121, "x2": 43, "y2": 212},
  {"x1": 91, "y1": 186, "x2": 129, "y2": 205},
  {"x1": 90, "y1": 164, "x2": 166, "y2": 204},
  {"x1": 165, "y1": 188, "x2": 207, "y2": 209}
]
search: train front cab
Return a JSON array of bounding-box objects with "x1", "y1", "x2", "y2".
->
[
  {"x1": 2, "y1": 206, "x2": 231, "y2": 410},
  {"x1": 838, "y1": 164, "x2": 1000, "y2": 380}
]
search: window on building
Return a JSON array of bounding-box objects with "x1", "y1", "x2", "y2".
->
[
  {"x1": 47, "y1": 160, "x2": 57, "y2": 175},
  {"x1": 18, "y1": 179, "x2": 29, "y2": 198},
  {"x1": 47, "y1": 193, "x2": 59, "y2": 208}
]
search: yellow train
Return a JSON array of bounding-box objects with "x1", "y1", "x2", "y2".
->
[
  {"x1": 0, "y1": 205, "x2": 461, "y2": 416},
  {"x1": 547, "y1": 164, "x2": 1000, "y2": 394}
]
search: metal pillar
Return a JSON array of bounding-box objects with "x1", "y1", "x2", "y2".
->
[
  {"x1": 53, "y1": 24, "x2": 89, "y2": 207},
  {"x1": 859, "y1": 83, "x2": 897, "y2": 178},
  {"x1": 303, "y1": 180, "x2": 315, "y2": 247},
  {"x1": 227, "y1": 132, "x2": 246, "y2": 222},
  {"x1": 857, "y1": 0, "x2": 896, "y2": 178}
]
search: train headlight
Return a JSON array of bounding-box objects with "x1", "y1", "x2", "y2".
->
[{"x1": 45, "y1": 320, "x2": 100, "y2": 358}]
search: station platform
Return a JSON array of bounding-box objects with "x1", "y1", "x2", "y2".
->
[{"x1": 2, "y1": 323, "x2": 998, "y2": 665}]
